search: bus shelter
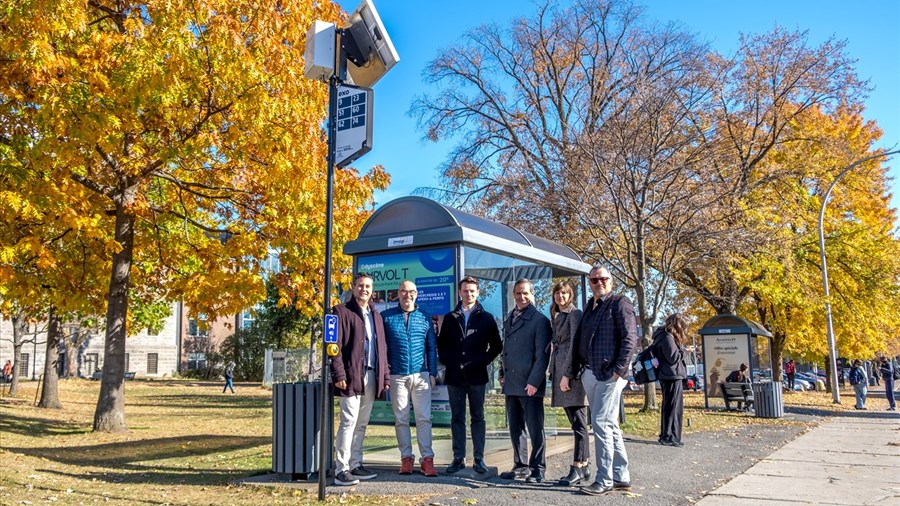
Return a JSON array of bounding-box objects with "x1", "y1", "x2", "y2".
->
[
  {"x1": 343, "y1": 196, "x2": 592, "y2": 430},
  {"x1": 698, "y1": 314, "x2": 775, "y2": 411}
]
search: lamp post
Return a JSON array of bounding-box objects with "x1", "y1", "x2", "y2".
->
[{"x1": 818, "y1": 149, "x2": 899, "y2": 404}]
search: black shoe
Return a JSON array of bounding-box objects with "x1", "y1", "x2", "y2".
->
[
  {"x1": 334, "y1": 471, "x2": 360, "y2": 486},
  {"x1": 661, "y1": 439, "x2": 684, "y2": 447},
  {"x1": 350, "y1": 466, "x2": 377, "y2": 480},
  {"x1": 446, "y1": 458, "x2": 466, "y2": 474},
  {"x1": 557, "y1": 465, "x2": 586, "y2": 486},
  {"x1": 613, "y1": 480, "x2": 632, "y2": 490},
  {"x1": 473, "y1": 458, "x2": 489, "y2": 474},
  {"x1": 525, "y1": 470, "x2": 544, "y2": 483},
  {"x1": 581, "y1": 482, "x2": 614, "y2": 496},
  {"x1": 500, "y1": 466, "x2": 530, "y2": 480}
]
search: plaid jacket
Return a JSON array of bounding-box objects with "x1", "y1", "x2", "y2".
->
[{"x1": 570, "y1": 293, "x2": 638, "y2": 381}]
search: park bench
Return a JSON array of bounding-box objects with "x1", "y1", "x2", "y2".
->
[
  {"x1": 90, "y1": 370, "x2": 102, "y2": 380},
  {"x1": 720, "y1": 381, "x2": 754, "y2": 411},
  {"x1": 124, "y1": 372, "x2": 136, "y2": 380}
]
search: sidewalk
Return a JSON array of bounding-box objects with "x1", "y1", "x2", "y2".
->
[{"x1": 697, "y1": 414, "x2": 900, "y2": 505}]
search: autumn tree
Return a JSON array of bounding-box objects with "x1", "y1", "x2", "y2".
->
[
  {"x1": 1, "y1": 0, "x2": 388, "y2": 431},
  {"x1": 413, "y1": 0, "x2": 725, "y2": 409}
]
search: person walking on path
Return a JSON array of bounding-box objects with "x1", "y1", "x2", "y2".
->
[
  {"x1": 784, "y1": 359, "x2": 796, "y2": 391},
  {"x1": 381, "y1": 280, "x2": 439, "y2": 477},
  {"x1": 222, "y1": 361, "x2": 236, "y2": 393},
  {"x1": 878, "y1": 356, "x2": 896, "y2": 411},
  {"x1": 571, "y1": 266, "x2": 638, "y2": 496},
  {"x1": 498, "y1": 279, "x2": 551, "y2": 484},
  {"x1": 437, "y1": 276, "x2": 502, "y2": 475},
  {"x1": 547, "y1": 280, "x2": 590, "y2": 487},
  {"x1": 653, "y1": 313, "x2": 688, "y2": 447},
  {"x1": 331, "y1": 273, "x2": 390, "y2": 486},
  {"x1": 849, "y1": 359, "x2": 868, "y2": 410}
]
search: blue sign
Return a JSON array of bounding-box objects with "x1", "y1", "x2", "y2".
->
[{"x1": 324, "y1": 314, "x2": 338, "y2": 344}]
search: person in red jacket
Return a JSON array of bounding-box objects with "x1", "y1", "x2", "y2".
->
[
  {"x1": 330, "y1": 273, "x2": 390, "y2": 486},
  {"x1": 784, "y1": 359, "x2": 796, "y2": 391}
]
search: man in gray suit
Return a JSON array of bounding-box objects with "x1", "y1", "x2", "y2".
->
[{"x1": 499, "y1": 279, "x2": 551, "y2": 483}]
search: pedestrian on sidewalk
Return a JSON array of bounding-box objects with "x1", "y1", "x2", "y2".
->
[
  {"x1": 548, "y1": 280, "x2": 590, "y2": 487},
  {"x1": 878, "y1": 356, "x2": 896, "y2": 411},
  {"x1": 438, "y1": 276, "x2": 502, "y2": 475},
  {"x1": 331, "y1": 273, "x2": 390, "y2": 486},
  {"x1": 499, "y1": 279, "x2": 551, "y2": 484},
  {"x1": 571, "y1": 266, "x2": 638, "y2": 496},
  {"x1": 653, "y1": 313, "x2": 688, "y2": 447},
  {"x1": 382, "y1": 280, "x2": 439, "y2": 477},
  {"x1": 849, "y1": 359, "x2": 868, "y2": 410},
  {"x1": 784, "y1": 358, "x2": 796, "y2": 391},
  {"x1": 223, "y1": 361, "x2": 236, "y2": 393}
]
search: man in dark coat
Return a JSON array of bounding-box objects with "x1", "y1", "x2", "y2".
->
[
  {"x1": 437, "y1": 276, "x2": 502, "y2": 474},
  {"x1": 499, "y1": 279, "x2": 551, "y2": 483},
  {"x1": 330, "y1": 273, "x2": 390, "y2": 486},
  {"x1": 571, "y1": 266, "x2": 638, "y2": 496}
]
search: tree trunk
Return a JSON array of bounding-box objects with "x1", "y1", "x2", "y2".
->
[
  {"x1": 38, "y1": 308, "x2": 63, "y2": 409},
  {"x1": 771, "y1": 331, "x2": 786, "y2": 384},
  {"x1": 93, "y1": 202, "x2": 134, "y2": 432},
  {"x1": 639, "y1": 321, "x2": 658, "y2": 412},
  {"x1": 7, "y1": 312, "x2": 26, "y2": 398},
  {"x1": 64, "y1": 334, "x2": 79, "y2": 378}
]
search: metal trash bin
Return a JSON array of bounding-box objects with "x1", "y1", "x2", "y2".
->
[
  {"x1": 751, "y1": 381, "x2": 784, "y2": 418},
  {"x1": 272, "y1": 382, "x2": 321, "y2": 478}
]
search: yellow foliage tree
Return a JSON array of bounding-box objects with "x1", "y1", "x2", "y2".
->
[{"x1": 1, "y1": 0, "x2": 388, "y2": 431}]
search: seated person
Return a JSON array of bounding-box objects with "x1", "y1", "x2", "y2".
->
[
  {"x1": 725, "y1": 363, "x2": 751, "y2": 410},
  {"x1": 726, "y1": 363, "x2": 750, "y2": 383}
]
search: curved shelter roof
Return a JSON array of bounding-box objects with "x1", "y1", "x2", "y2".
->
[
  {"x1": 343, "y1": 197, "x2": 591, "y2": 274},
  {"x1": 698, "y1": 314, "x2": 773, "y2": 337}
]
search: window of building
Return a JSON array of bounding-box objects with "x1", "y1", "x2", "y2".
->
[
  {"x1": 188, "y1": 314, "x2": 208, "y2": 337},
  {"x1": 18, "y1": 353, "x2": 29, "y2": 378},
  {"x1": 147, "y1": 353, "x2": 159, "y2": 374},
  {"x1": 84, "y1": 353, "x2": 100, "y2": 375},
  {"x1": 187, "y1": 353, "x2": 207, "y2": 371}
]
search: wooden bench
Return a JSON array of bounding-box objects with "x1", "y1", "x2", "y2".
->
[{"x1": 720, "y1": 381, "x2": 754, "y2": 411}]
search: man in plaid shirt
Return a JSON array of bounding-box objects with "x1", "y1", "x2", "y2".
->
[{"x1": 570, "y1": 266, "x2": 638, "y2": 496}]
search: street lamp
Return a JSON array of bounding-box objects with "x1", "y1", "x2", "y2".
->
[{"x1": 818, "y1": 149, "x2": 899, "y2": 404}]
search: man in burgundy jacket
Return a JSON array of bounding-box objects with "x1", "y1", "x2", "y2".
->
[{"x1": 331, "y1": 273, "x2": 390, "y2": 486}]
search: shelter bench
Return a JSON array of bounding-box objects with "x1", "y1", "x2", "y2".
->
[{"x1": 720, "y1": 381, "x2": 754, "y2": 411}]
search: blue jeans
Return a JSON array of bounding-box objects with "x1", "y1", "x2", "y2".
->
[
  {"x1": 223, "y1": 376, "x2": 234, "y2": 393},
  {"x1": 884, "y1": 378, "x2": 896, "y2": 409},
  {"x1": 853, "y1": 383, "x2": 867, "y2": 408},
  {"x1": 582, "y1": 371, "x2": 630, "y2": 488}
]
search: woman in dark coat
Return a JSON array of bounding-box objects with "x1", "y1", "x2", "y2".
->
[
  {"x1": 653, "y1": 313, "x2": 688, "y2": 447},
  {"x1": 548, "y1": 280, "x2": 589, "y2": 486}
]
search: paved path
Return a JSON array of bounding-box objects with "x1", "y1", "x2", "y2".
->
[{"x1": 697, "y1": 414, "x2": 900, "y2": 505}]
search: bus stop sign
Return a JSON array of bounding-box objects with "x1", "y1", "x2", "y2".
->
[{"x1": 324, "y1": 314, "x2": 338, "y2": 344}]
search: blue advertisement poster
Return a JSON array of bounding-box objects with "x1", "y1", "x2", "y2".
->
[
  {"x1": 357, "y1": 247, "x2": 456, "y2": 317},
  {"x1": 355, "y1": 246, "x2": 457, "y2": 426}
]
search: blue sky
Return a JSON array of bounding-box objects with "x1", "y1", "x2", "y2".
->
[{"x1": 336, "y1": 0, "x2": 900, "y2": 216}]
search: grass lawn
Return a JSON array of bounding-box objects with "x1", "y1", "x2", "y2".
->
[{"x1": 0, "y1": 379, "x2": 876, "y2": 505}]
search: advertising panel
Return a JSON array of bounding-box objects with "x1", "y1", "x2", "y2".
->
[
  {"x1": 356, "y1": 246, "x2": 457, "y2": 426},
  {"x1": 703, "y1": 332, "x2": 750, "y2": 402}
]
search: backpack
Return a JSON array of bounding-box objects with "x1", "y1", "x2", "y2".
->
[
  {"x1": 631, "y1": 346, "x2": 659, "y2": 385},
  {"x1": 893, "y1": 365, "x2": 900, "y2": 381}
]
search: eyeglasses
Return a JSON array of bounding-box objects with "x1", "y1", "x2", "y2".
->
[
  {"x1": 399, "y1": 289, "x2": 418, "y2": 295},
  {"x1": 589, "y1": 277, "x2": 611, "y2": 284}
]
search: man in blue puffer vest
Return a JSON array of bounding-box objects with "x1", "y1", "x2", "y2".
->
[{"x1": 382, "y1": 280, "x2": 439, "y2": 477}]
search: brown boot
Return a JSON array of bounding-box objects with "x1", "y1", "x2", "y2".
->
[
  {"x1": 420, "y1": 457, "x2": 438, "y2": 477},
  {"x1": 399, "y1": 456, "x2": 414, "y2": 475}
]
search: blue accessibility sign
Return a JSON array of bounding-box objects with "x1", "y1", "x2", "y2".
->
[{"x1": 324, "y1": 314, "x2": 338, "y2": 344}]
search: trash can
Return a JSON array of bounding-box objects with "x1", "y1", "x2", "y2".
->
[
  {"x1": 751, "y1": 381, "x2": 784, "y2": 418},
  {"x1": 272, "y1": 382, "x2": 321, "y2": 478}
]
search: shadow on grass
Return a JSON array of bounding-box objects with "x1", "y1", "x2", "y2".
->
[
  {"x1": 0, "y1": 411, "x2": 91, "y2": 436},
  {"x1": 128, "y1": 393, "x2": 271, "y2": 410}
]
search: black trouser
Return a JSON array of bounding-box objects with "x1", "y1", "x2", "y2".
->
[
  {"x1": 660, "y1": 379, "x2": 684, "y2": 443},
  {"x1": 787, "y1": 372, "x2": 795, "y2": 390},
  {"x1": 447, "y1": 383, "x2": 486, "y2": 460},
  {"x1": 563, "y1": 405, "x2": 590, "y2": 463},
  {"x1": 506, "y1": 395, "x2": 545, "y2": 471}
]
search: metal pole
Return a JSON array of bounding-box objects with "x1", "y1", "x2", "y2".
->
[
  {"x1": 817, "y1": 149, "x2": 899, "y2": 404},
  {"x1": 318, "y1": 28, "x2": 342, "y2": 503}
]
